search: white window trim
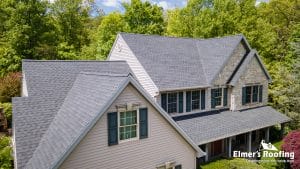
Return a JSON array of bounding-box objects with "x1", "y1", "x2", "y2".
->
[
  {"x1": 212, "y1": 88, "x2": 224, "y2": 108},
  {"x1": 118, "y1": 109, "x2": 140, "y2": 143},
  {"x1": 190, "y1": 90, "x2": 201, "y2": 111},
  {"x1": 244, "y1": 85, "x2": 260, "y2": 104}
]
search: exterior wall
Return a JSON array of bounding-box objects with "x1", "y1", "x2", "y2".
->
[
  {"x1": 109, "y1": 35, "x2": 159, "y2": 98},
  {"x1": 231, "y1": 56, "x2": 269, "y2": 110},
  {"x1": 213, "y1": 43, "x2": 247, "y2": 86},
  {"x1": 60, "y1": 84, "x2": 197, "y2": 169}
]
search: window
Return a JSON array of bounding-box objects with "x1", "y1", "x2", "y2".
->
[
  {"x1": 161, "y1": 92, "x2": 183, "y2": 113},
  {"x1": 191, "y1": 91, "x2": 200, "y2": 110},
  {"x1": 108, "y1": 108, "x2": 148, "y2": 146},
  {"x1": 211, "y1": 88, "x2": 228, "y2": 108},
  {"x1": 214, "y1": 88, "x2": 222, "y2": 106},
  {"x1": 186, "y1": 90, "x2": 205, "y2": 112},
  {"x1": 119, "y1": 110, "x2": 138, "y2": 141},
  {"x1": 242, "y1": 85, "x2": 262, "y2": 105},
  {"x1": 167, "y1": 93, "x2": 177, "y2": 113}
]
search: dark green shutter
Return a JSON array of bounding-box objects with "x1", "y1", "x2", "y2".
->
[
  {"x1": 175, "y1": 165, "x2": 182, "y2": 169},
  {"x1": 201, "y1": 90, "x2": 205, "y2": 110},
  {"x1": 259, "y1": 85, "x2": 263, "y2": 102},
  {"x1": 107, "y1": 112, "x2": 118, "y2": 146},
  {"x1": 211, "y1": 89, "x2": 216, "y2": 108},
  {"x1": 223, "y1": 88, "x2": 228, "y2": 107},
  {"x1": 161, "y1": 93, "x2": 167, "y2": 111},
  {"x1": 186, "y1": 91, "x2": 191, "y2": 112},
  {"x1": 179, "y1": 92, "x2": 183, "y2": 113},
  {"x1": 139, "y1": 108, "x2": 148, "y2": 139},
  {"x1": 242, "y1": 87, "x2": 246, "y2": 105}
]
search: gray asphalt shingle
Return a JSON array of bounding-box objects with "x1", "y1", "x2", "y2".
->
[
  {"x1": 25, "y1": 72, "x2": 129, "y2": 169},
  {"x1": 120, "y1": 33, "x2": 243, "y2": 90},
  {"x1": 13, "y1": 60, "x2": 131, "y2": 169},
  {"x1": 175, "y1": 106, "x2": 290, "y2": 145}
]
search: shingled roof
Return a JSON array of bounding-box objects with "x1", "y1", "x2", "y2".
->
[
  {"x1": 13, "y1": 60, "x2": 204, "y2": 169},
  {"x1": 117, "y1": 33, "x2": 249, "y2": 90},
  {"x1": 175, "y1": 106, "x2": 290, "y2": 145},
  {"x1": 13, "y1": 60, "x2": 131, "y2": 169}
]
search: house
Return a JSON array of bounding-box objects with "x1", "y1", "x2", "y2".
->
[
  {"x1": 108, "y1": 33, "x2": 290, "y2": 162},
  {"x1": 13, "y1": 60, "x2": 204, "y2": 169},
  {"x1": 12, "y1": 33, "x2": 290, "y2": 169}
]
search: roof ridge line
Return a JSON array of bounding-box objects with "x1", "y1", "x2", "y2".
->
[
  {"x1": 195, "y1": 40, "x2": 209, "y2": 85},
  {"x1": 79, "y1": 71, "x2": 130, "y2": 77},
  {"x1": 119, "y1": 32, "x2": 243, "y2": 41},
  {"x1": 22, "y1": 59, "x2": 127, "y2": 63}
]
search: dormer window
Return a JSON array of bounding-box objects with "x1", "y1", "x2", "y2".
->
[
  {"x1": 161, "y1": 92, "x2": 184, "y2": 113},
  {"x1": 242, "y1": 85, "x2": 263, "y2": 105}
]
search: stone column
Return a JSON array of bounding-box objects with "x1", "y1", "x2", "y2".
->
[
  {"x1": 228, "y1": 137, "x2": 232, "y2": 157},
  {"x1": 248, "y1": 131, "x2": 252, "y2": 152}
]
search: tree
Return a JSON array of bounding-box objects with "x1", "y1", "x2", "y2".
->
[
  {"x1": 123, "y1": 0, "x2": 165, "y2": 35},
  {"x1": 282, "y1": 130, "x2": 300, "y2": 169},
  {"x1": 0, "y1": 0, "x2": 55, "y2": 75},
  {"x1": 96, "y1": 12, "x2": 127, "y2": 60}
]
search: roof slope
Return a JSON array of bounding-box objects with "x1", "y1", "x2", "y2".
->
[
  {"x1": 13, "y1": 60, "x2": 131, "y2": 169},
  {"x1": 119, "y1": 33, "x2": 243, "y2": 90},
  {"x1": 228, "y1": 50, "x2": 272, "y2": 85},
  {"x1": 24, "y1": 73, "x2": 204, "y2": 169},
  {"x1": 25, "y1": 73, "x2": 129, "y2": 169},
  {"x1": 175, "y1": 106, "x2": 290, "y2": 145}
]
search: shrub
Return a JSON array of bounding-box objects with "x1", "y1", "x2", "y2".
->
[
  {"x1": 0, "y1": 72, "x2": 21, "y2": 102},
  {"x1": 282, "y1": 130, "x2": 300, "y2": 169},
  {"x1": 0, "y1": 136, "x2": 13, "y2": 169},
  {"x1": 0, "y1": 103, "x2": 12, "y2": 128}
]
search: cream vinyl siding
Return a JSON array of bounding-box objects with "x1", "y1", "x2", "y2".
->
[
  {"x1": 60, "y1": 84, "x2": 197, "y2": 169},
  {"x1": 109, "y1": 35, "x2": 159, "y2": 98}
]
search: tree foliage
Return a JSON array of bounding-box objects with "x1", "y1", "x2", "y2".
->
[
  {"x1": 282, "y1": 130, "x2": 300, "y2": 169},
  {"x1": 0, "y1": 136, "x2": 12, "y2": 169}
]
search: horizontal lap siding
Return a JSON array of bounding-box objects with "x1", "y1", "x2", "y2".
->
[
  {"x1": 60, "y1": 84, "x2": 196, "y2": 169},
  {"x1": 109, "y1": 36, "x2": 159, "y2": 98}
]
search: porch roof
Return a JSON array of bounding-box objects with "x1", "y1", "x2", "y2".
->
[{"x1": 174, "y1": 106, "x2": 290, "y2": 145}]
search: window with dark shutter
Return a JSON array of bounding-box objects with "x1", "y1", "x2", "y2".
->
[
  {"x1": 201, "y1": 90, "x2": 205, "y2": 110},
  {"x1": 186, "y1": 91, "x2": 191, "y2": 112},
  {"x1": 161, "y1": 93, "x2": 167, "y2": 111},
  {"x1": 211, "y1": 89, "x2": 216, "y2": 108},
  {"x1": 242, "y1": 87, "x2": 246, "y2": 105},
  {"x1": 178, "y1": 92, "x2": 183, "y2": 113},
  {"x1": 107, "y1": 112, "x2": 118, "y2": 146},
  {"x1": 139, "y1": 108, "x2": 148, "y2": 139},
  {"x1": 223, "y1": 88, "x2": 228, "y2": 106},
  {"x1": 259, "y1": 85, "x2": 263, "y2": 102}
]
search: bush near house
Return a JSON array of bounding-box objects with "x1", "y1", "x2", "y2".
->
[
  {"x1": 0, "y1": 136, "x2": 13, "y2": 169},
  {"x1": 200, "y1": 158, "x2": 265, "y2": 169},
  {"x1": 0, "y1": 103, "x2": 12, "y2": 128},
  {"x1": 281, "y1": 130, "x2": 300, "y2": 169},
  {"x1": 0, "y1": 72, "x2": 21, "y2": 103}
]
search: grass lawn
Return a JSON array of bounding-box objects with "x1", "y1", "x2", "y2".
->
[{"x1": 200, "y1": 140, "x2": 283, "y2": 169}]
